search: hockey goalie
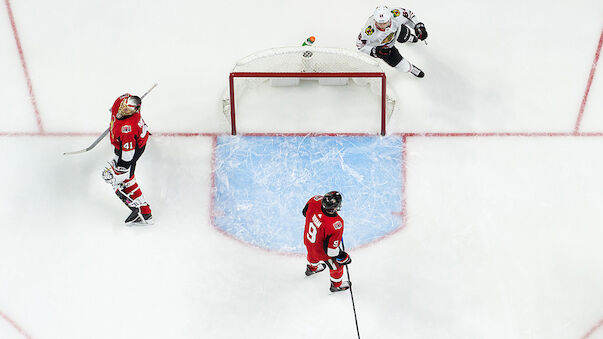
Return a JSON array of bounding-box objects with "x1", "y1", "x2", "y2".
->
[{"x1": 102, "y1": 93, "x2": 153, "y2": 225}]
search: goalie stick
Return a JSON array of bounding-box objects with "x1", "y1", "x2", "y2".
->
[{"x1": 63, "y1": 83, "x2": 158, "y2": 155}]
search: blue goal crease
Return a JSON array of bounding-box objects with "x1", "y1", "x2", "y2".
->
[{"x1": 212, "y1": 135, "x2": 404, "y2": 253}]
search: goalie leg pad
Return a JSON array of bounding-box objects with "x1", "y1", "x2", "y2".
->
[
  {"x1": 115, "y1": 189, "x2": 135, "y2": 208},
  {"x1": 329, "y1": 264, "x2": 345, "y2": 286},
  {"x1": 119, "y1": 177, "x2": 152, "y2": 214}
]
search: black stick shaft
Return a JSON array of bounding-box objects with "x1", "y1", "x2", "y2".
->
[{"x1": 341, "y1": 239, "x2": 360, "y2": 339}]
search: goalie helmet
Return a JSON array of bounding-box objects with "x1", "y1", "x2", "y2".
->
[
  {"x1": 118, "y1": 94, "x2": 141, "y2": 117},
  {"x1": 322, "y1": 191, "x2": 342, "y2": 213},
  {"x1": 373, "y1": 6, "x2": 392, "y2": 24}
]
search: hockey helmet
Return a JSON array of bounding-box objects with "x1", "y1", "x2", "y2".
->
[
  {"x1": 373, "y1": 6, "x2": 392, "y2": 24},
  {"x1": 322, "y1": 191, "x2": 342, "y2": 213},
  {"x1": 118, "y1": 94, "x2": 141, "y2": 117}
]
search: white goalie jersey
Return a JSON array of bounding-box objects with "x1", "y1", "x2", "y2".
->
[{"x1": 356, "y1": 7, "x2": 421, "y2": 55}]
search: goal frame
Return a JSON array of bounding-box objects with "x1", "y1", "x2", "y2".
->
[{"x1": 228, "y1": 72, "x2": 388, "y2": 136}]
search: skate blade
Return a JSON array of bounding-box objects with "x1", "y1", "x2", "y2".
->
[{"x1": 125, "y1": 218, "x2": 154, "y2": 226}]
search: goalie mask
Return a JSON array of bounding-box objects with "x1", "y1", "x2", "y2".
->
[
  {"x1": 322, "y1": 191, "x2": 342, "y2": 213},
  {"x1": 118, "y1": 95, "x2": 141, "y2": 117}
]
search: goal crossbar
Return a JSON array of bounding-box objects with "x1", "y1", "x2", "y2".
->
[{"x1": 228, "y1": 72, "x2": 387, "y2": 136}]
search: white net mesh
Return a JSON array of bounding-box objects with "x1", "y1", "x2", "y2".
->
[{"x1": 222, "y1": 46, "x2": 397, "y2": 134}]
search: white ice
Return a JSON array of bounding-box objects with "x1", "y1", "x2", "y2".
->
[{"x1": 1, "y1": 0, "x2": 603, "y2": 338}]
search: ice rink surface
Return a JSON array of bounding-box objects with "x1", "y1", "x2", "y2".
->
[{"x1": 1, "y1": 0, "x2": 603, "y2": 338}]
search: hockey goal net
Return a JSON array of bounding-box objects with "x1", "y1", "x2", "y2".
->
[{"x1": 222, "y1": 46, "x2": 397, "y2": 135}]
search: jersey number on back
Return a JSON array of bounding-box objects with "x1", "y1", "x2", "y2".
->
[{"x1": 306, "y1": 214, "x2": 322, "y2": 243}]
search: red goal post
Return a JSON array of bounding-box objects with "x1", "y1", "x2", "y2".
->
[
  {"x1": 229, "y1": 72, "x2": 387, "y2": 135},
  {"x1": 223, "y1": 47, "x2": 397, "y2": 135}
]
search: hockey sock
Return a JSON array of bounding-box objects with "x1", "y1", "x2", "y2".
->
[
  {"x1": 329, "y1": 265, "x2": 345, "y2": 287},
  {"x1": 394, "y1": 58, "x2": 412, "y2": 73}
]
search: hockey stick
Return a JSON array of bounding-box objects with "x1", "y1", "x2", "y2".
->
[
  {"x1": 62, "y1": 128, "x2": 110, "y2": 155},
  {"x1": 63, "y1": 83, "x2": 158, "y2": 155},
  {"x1": 341, "y1": 239, "x2": 361, "y2": 339}
]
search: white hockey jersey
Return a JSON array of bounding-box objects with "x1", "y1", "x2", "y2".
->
[{"x1": 356, "y1": 7, "x2": 420, "y2": 55}]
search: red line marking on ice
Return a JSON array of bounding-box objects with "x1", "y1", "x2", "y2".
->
[
  {"x1": 575, "y1": 26, "x2": 603, "y2": 134},
  {"x1": 154, "y1": 132, "x2": 217, "y2": 137},
  {"x1": 5, "y1": 131, "x2": 603, "y2": 138},
  {"x1": 242, "y1": 132, "x2": 373, "y2": 137},
  {"x1": 0, "y1": 131, "x2": 96, "y2": 137},
  {"x1": 209, "y1": 134, "x2": 218, "y2": 236},
  {"x1": 0, "y1": 310, "x2": 33, "y2": 339},
  {"x1": 401, "y1": 132, "x2": 603, "y2": 137},
  {"x1": 400, "y1": 135, "x2": 408, "y2": 227},
  {"x1": 0, "y1": 131, "x2": 218, "y2": 137},
  {"x1": 5, "y1": 0, "x2": 43, "y2": 133},
  {"x1": 582, "y1": 317, "x2": 603, "y2": 339}
]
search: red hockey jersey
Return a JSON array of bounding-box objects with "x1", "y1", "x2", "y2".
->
[
  {"x1": 303, "y1": 195, "x2": 345, "y2": 262},
  {"x1": 109, "y1": 94, "x2": 149, "y2": 152}
]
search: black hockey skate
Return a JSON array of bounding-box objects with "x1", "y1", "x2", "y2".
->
[
  {"x1": 410, "y1": 65, "x2": 425, "y2": 78},
  {"x1": 305, "y1": 263, "x2": 326, "y2": 276},
  {"x1": 125, "y1": 208, "x2": 153, "y2": 226},
  {"x1": 330, "y1": 281, "x2": 351, "y2": 292},
  {"x1": 124, "y1": 207, "x2": 140, "y2": 224}
]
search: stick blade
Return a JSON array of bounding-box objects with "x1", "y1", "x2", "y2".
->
[{"x1": 63, "y1": 149, "x2": 87, "y2": 155}]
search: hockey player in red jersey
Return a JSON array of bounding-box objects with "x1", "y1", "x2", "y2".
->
[
  {"x1": 102, "y1": 93, "x2": 153, "y2": 225},
  {"x1": 303, "y1": 191, "x2": 352, "y2": 292}
]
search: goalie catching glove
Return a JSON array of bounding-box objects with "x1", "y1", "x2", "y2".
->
[{"x1": 102, "y1": 160, "x2": 130, "y2": 187}]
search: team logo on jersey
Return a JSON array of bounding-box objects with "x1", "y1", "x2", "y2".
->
[
  {"x1": 333, "y1": 221, "x2": 343, "y2": 230},
  {"x1": 365, "y1": 26, "x2": 374, "y2": 35},
  {"x1": 121, "y1": 125, "x2": 132, "y2": 133},
  {"x1": 381, "y1": 32, "x2": 395, "y2": 44},
  {"x1": 391, "y1": 9, "x2": 400, "y2": 17}
]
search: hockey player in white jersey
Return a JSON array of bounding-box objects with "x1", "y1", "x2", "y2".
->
[{"x1": 356, "y1": 6, "x2": 428, "y2": 78}]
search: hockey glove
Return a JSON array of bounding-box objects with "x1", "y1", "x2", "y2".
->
[
  {"x1": 102, "y1": 161, "x2": 129, "y2": 187},
  {"x1": 335, "y1": 251, "x2": 352, "y2": 265},
  {"x1": 371, "y1": 45, "x2": 392, "y2": 59},
  {"x1": 414, "y1": 22, "x2": 428, "y2": 40}
]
